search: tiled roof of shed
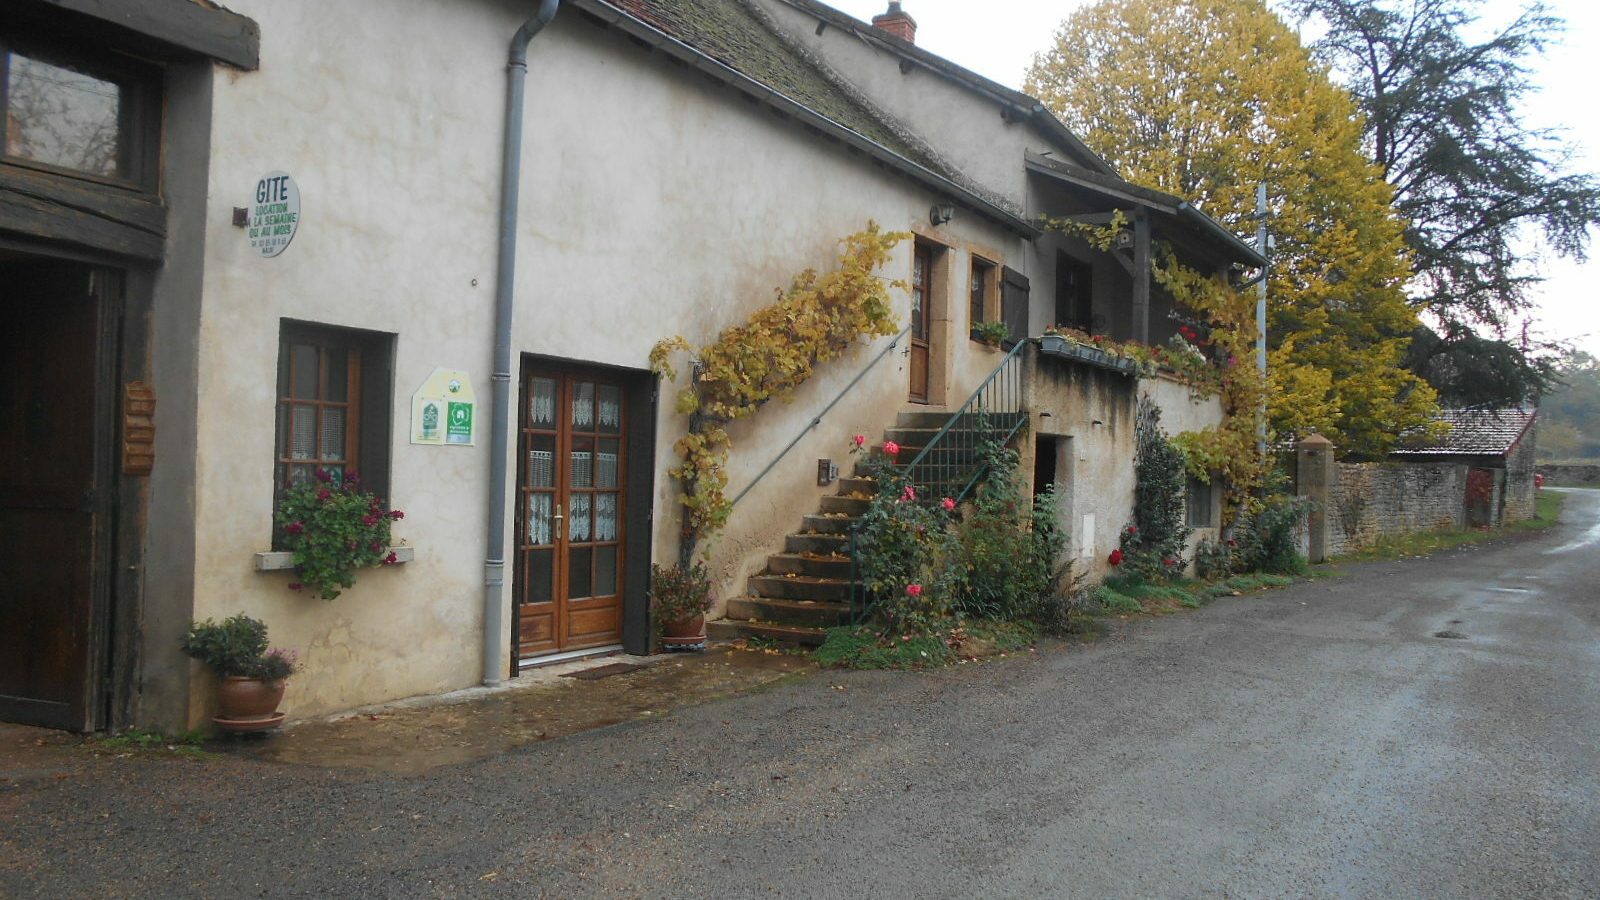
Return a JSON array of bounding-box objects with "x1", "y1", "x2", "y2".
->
[
  {"x1": 1390, "y1": 408, "x2": 1536, "y2": 457},
  {"x1": 604, "y1": 0, "x2": 925, "y2": 163}
]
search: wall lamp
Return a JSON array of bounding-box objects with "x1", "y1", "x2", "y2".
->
[{"x1": 929, "y1": 202, "x2": 955, "y2": 226}]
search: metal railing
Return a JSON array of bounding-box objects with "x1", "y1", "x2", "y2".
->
[
  {"x1": 728, "y1": 327, "x2": 912, "y2": 509},
  {"x1": 847, "y1": 339, "x2": 1031, "y2": 624},
  {"x1": 900, "y1": 338, "x2": 1029, "y2": 502}
]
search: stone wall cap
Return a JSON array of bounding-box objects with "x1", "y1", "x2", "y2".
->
[{"x1": 1298, "y1": 433, "x2": 1335, "y2": 449}]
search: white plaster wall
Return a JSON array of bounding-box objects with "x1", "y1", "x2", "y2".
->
[
  {"x1": 189, "y1": 0, "x2": 1024, "y2": 722},
  {"x1": 755, "y1": 0, "x2": 1059, "y2": 209}
]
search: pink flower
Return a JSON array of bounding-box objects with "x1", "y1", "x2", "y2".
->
[
  {"x1": 388, "y1": 510, "x2": 405, "y2": 520},
  {"x1": 1108, "y1": 549, "x2": 1124, "y2": 566},
  {"x1": 906, "y1": 583, "x2": 923, "y2": 597},
  {"x1": 370, "y1": 541, "x2": 382, "y2": 552},
  {"x1": 287, "y1": 583, "x2": 302, "y2": 592},
  {"x1": 384, "y1": 551, "x2": 398, "y2": 565},
  {"x1": 314, "y1": 468, "x2": 333, "y2": 483},
  {"x1": 942, "y1": 497, "x2": 956, "y2": 511},
  {"x1": 852, "y1": 434, "x2": 866, "y2": 447},
  {"x1": 883, "y1": 441, "x2": 900, "y2": 458},
  {"x1": 362, "y1": 515, "x2": 378, "y2": 526},
  {"x1": 1127, "y1": 526, "x2": 1138, "y2": 534},
  {"x1": 901, "y1": 485, "x2": 916, "y2": 502},
  {"x1": 285, "y1": 521, "x2": 305, "y2": 535},
  {"x1": 316, "y1": 488, "x2": 332, "y2": 502},
  {"x1": 1163, "y1": 558, "x2": 1176, "y2": 566}
]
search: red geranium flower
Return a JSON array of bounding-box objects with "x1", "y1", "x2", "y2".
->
[{"x1": 1108, "y1": 549, "x2": 1124, "y2": 566}]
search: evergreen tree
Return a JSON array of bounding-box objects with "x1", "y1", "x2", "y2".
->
[
  {"x1": 1026, "y1": 0, "x2": 1437, "y2": 455},
  {"x1": 1288, "y1": 0, "x2": 1600, "y2": 404}
]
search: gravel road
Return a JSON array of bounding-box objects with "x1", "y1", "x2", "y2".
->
[{"x1": 3, "y1": 490, "x2": 1597, "y2": 900}]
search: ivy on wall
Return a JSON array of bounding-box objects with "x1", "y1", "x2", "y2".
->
[{"x1": 649, "y1": 224, "x2": 907, "y2": 564}]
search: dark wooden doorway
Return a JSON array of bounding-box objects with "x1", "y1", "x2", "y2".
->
[
  {"x1": 909, "y1": 242, "x2": 932, "y2": 402},
  {"x1": 0, "y1": 258, "x2": 118, "y2": 731},
  {"x1": 514, "y1": 364, "x2": 629, "y2": 659}
]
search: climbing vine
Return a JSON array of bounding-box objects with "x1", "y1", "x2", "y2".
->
[
  {"x1": 649, "y1": 224, "x2": 907, "y2": 564},
  {"x1": 1042, "y1": 214, "x2": 1269, "y2": 522}
]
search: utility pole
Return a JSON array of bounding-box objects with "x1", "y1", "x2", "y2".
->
[{"x1": 1255, "y1": 183, "x2": 1269, "y2": 454}]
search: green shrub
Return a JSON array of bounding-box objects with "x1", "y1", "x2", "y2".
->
[
  {"x1": 1234, "y1": 495, "x2": 1314, "y2": 574},
  {"x1": 1119, "y1": 400, "x2": 1191, "y2": 579}
]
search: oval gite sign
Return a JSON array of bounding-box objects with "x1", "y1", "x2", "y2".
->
[{"x1": 249, "y1": 171, "x2": 300, "y2": 258}]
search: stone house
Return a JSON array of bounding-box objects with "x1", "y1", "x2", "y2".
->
[{"x1": 0, "y1": 0, "x2": 1263, "y2": 733}]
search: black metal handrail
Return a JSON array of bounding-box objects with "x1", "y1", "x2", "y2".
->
[
  {"x1": 846, "y1": 340, "x2": 1030, "y2": 624},
  {"x1": 728, "y1": 326, "x2": 912, "y2": 509},
  {"x1": 900, "y1": 338, "x2": 1029, "y2": 503}
]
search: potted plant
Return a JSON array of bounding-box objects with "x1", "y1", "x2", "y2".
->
[
  {"x1": 276, "y1": 468, "x2": 405, "y2": 600},
  {"x1": 181, "y1": 614, "x2": 301, "y2": 732},
  {"x1": 1039, "y1": 326, "x2": 1074, "y2": 354},
  {"x1": 649, "y1": 561, "x2": 714, "y2": 651},
  {"x1": 971, "y1": 319, "x2": 1009, "y2": 347}
]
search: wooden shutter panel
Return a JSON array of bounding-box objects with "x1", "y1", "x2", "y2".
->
[{"x1": 1001, "y1": 266, "x2": 1030, "y2": 348}]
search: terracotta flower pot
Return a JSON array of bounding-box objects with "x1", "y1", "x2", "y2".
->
[
  {"x1": 215, "y1": 676, "x2": 286, "y2": 729},
  {"x1": 660, "y1": 615, "x2": 707, "y2": 652}
]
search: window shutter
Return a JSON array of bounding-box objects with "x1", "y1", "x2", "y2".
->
[{"x1": 1001, "y1": 266, "x2": 1030, "y2": 348}]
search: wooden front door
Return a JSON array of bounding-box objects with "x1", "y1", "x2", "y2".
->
[
  {"x1": 909, "y1": 243, "x2": 932, "y2": 402},
  {"x1": 515, "y1": 365, "x2": 628, "y2": 659},
  {"x1": 0, "y1": 259, "x2": 116, "y2": 731}
]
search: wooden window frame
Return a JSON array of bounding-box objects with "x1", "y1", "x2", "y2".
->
[
  {"x1": 1186, "y1": 475, "x2": 1218, "y2": 528},
  {"x1": 274, "y1": 321, "x2": 394, "y2": 509},
  {"x1": 968, "y1": 256, "x2": 996, "y2": 339},
  {"x1": 0, "y1": 34, "x2": 162, "y2": 193}
]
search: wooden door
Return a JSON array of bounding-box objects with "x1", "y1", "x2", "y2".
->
[
  {"x1": 0, "y1": 260, "x2": 115, "y2": 731},
  {"x1": 515, "y1": 366, "x2": 628, "y2": 659},
  {"x1": 909, "y1": 243, "x2": 932, "y2": 402}
]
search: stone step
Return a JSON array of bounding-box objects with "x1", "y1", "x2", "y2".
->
[
  {"x1": 819, "y1": 495, "x2": 871, "y2": 516},
  {"x1": 747, "y1": 574, "x2": 851, "y2": 602},
  {"x1": 724, "y1": 595, "x2": 853, "y2": 628},
  {"x1": 765, "y1": 552, "x2": 852, "y2": 580},
  {"x1": 836, "y1": 476, "x2": 878, "y2": 497},
  {"x1": 707, "y1": 620, "x2": 830, "y2": 647},
  {"x1": 800, "y1": 513, "x2": 858, "y2": 535},
  {"x1": 784, "y1": 532, "x2": 850, "y2": 554}
]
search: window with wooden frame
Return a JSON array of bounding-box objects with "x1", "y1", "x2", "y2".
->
[
  {"x1": 1186, "y1": 475, "x2": 1218, "y2": 528},
  {"x1": 968, "y1": 256, "x2": 996, "y2": 337},
  {"x1": 275, "y1": 322, "x2": 394, "y2": 498},
  {"x1": 0, "y1": 34, "x2": 160, "y2": 190}
]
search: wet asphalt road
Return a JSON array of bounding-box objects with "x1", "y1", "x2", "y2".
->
[{"x1": 3, "y1": 490, "x2": 1598, "y2": 900}]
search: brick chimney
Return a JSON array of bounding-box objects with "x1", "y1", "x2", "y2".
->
[{"x1": 871, "y1": 1, "x2": 917, "y2": 43}]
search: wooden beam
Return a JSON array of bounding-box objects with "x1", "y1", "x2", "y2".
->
[
  {"x1": 1132, "y1": 208, "x2": 1151, "y2": 345},
  {"x1": 0, "y1": 168, "x2": 166, "y2": 237},
  {"x1": 29, "y1": 0, "x2": 260, "y2": 70},
  {"x1": 1059, "y1": 210, "x2": 1129, "y2": 227},
  {"x1": 0, "y1": 182, "x2": 165, "y2": 260}
]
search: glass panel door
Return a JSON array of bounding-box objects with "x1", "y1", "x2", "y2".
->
[{"x1": 515, "y1": 367, "x2": 626, "y2": 659}]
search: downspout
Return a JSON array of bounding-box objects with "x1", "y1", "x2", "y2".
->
[{"x1": 484, "y1": 0, "x2": 562, "y2": 687}]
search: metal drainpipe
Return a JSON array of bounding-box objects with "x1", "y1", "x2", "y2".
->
[{"x1": 484, "y1": 0, "x2": 562, "y2": 687}]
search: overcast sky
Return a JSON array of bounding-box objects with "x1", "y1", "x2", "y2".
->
[{"x1": 826, "y1": 0, "x2": 1599, "y2": 359}]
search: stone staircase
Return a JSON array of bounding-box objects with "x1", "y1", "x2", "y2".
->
[{"x1": 706, "y1": 410, "x2": 1025, "y2": 646}]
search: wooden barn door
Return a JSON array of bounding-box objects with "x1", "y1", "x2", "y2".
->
[
  {"x1": 0, "y1": 259, "x2": 118, "y2": 731},
  {"x1": 514, "y1": 365, "x2": 628, "y2": 660}
]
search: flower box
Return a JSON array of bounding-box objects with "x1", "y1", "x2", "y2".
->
[{"x1": 254, "y1": 546, "x2": 415, "y2": 571}]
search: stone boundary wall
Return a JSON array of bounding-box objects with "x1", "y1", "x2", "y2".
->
[
  {"x1": 1321, "y1": 461, "x2": 1467, "y2": 556},
  {"x1": 1538, "y1": 464, "x2": 1600, "y2": 486}
]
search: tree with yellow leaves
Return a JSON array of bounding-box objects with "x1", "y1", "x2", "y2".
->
[{"x1": 1026, "y1": 0, "x2": 1437, "y2": 456}]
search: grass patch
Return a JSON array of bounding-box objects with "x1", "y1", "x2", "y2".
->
[
  {"x1": 79, "y1": 728, "x2": 216, "y2": 758},
  {"x1": 1515, "y1": 489, "x2": 1565, "y2": 530},
  {"x1": 813, "y1": 619, "x2": 1037, "y2": 670},
  {"x1": 814, "y1": 626, "x2": 955, "y2": 669}
]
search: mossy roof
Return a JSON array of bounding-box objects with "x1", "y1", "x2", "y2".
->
[{"x1": 604, "y1": 0, "x2": 925, "y2": 162}]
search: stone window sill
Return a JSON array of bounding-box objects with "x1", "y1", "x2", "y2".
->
[{"x1": 254, "y1": 546, "x2": 414, "y2": 571}]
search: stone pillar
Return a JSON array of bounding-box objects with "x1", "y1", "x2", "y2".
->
[{"x1": 1297, "y1": 433, "x2": 1335, "y2": 563}]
